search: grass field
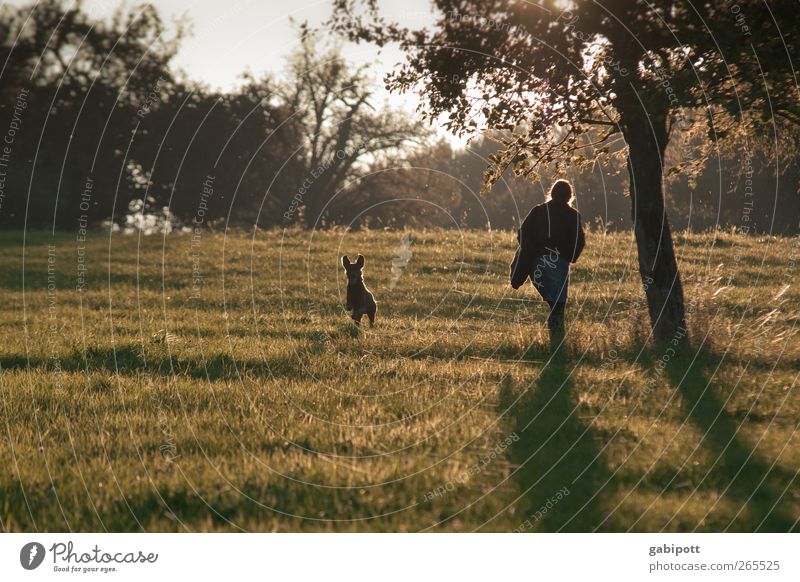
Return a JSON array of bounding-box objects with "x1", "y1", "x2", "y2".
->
[{"x1": 0, "y1": 227, "x2": 798, "y2": 532}]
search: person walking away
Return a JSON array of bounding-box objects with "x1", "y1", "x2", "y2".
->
[{"x1": 510, "y1": 180, "x2": 586, "y2": 335}]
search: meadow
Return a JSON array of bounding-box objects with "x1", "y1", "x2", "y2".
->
[{"x1": 0, "y1": 227, "x2": 798, "y2": 532}]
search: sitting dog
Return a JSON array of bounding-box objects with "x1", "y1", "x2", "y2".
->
[{"x1": 342, "y1": 255, "x2": 377, "y2": 327}]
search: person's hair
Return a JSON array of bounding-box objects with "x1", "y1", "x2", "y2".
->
[{"x1": 549, "y1": 179, "x2": 573, "y2": 206}]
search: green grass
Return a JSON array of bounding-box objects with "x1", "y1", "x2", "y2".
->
[{"x1": 0, "y1": 227, "x2": 798, "y2": 532}]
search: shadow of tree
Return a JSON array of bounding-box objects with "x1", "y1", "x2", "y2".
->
[
  {"x1": 664, "y1": 348, "x2": 798, "y2": 531},
  {"x1": 0, "y1": 345, "x2": 297, "y2": 381},
  {"x1": 500, "y1": 340, "x2": 613, "y2": 531}
]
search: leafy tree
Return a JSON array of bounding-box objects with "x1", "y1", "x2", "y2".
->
[
  {"x1": 343, "y1": 141, "x2": 463, "y2": 229},
  {"x1": 279, "y1": 32, "x2": 426, "y2": 228},
  {"x1": 0, "y1": 0, "x2": 183, "y2": 228},
  {"x1": 132, "y1": 77, "x2": 303, "y2": 229},
  {"x1": 330, "y1": 0, "x2": 800, "y2": 341}
]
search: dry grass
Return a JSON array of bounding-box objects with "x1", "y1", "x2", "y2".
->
[{"x1": 0, "y1": 227, "x2": 797, "y2": 531}]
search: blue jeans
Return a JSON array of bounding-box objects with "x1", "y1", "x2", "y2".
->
[{"x1": 531, "y1": 250, "x2": 570, "y2": 304}]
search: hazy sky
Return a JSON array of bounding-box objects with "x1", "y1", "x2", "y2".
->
[
  {"x1": 76, "y1": 0, "x2": 437, "y2": 94},
  {"x1": 6, "y1": 1, "x2": 456, "y2": 137}
]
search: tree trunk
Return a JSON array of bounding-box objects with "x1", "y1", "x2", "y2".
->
[
  {"x1": 621, "y1": 113, "x2": 687, "y2": 343},
  {"x1": 303, "y1": 182, "x2": 326, "y2": 229}
]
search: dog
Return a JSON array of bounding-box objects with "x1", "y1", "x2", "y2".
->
[{"x1": 342, "y1": 254, "x2": 377, "y2": 327}]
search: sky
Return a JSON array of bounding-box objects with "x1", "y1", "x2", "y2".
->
[
  {"x1": 5, "y1": 0, "x2": 462, "y2": 141},
  {"x1": 79, "y1": 0, "x2": 437, "y2": 102}
]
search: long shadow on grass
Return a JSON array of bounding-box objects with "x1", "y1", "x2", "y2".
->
[
  {"x1": 0, "y1": 345, "x2": 299, "y2": 381},
  {"x1": 665, "y1": 349, "x2": 798, "y2": 531},
  {"x1": 501, "y1": 340, "x2": 613, "y2": 531}
]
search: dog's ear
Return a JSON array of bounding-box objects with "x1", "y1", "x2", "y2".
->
[
  {"x1": 355, "y1": 254, "x2": 365, "y2": 268},
  {"x1": 342, "y1": 255, "x2": 351, "y2": 268}
]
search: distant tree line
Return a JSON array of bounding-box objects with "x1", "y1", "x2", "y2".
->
[
  {"x1": 1, "y1": 1, "x2": 797, "y2": 234},
  {"x1": 0, "y1": 2, "x2": 422, "y2": 231}
]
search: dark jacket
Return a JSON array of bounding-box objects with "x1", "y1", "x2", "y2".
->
[{"x1": 510, "y1": 201, "x2": 585, "y2": 289}]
